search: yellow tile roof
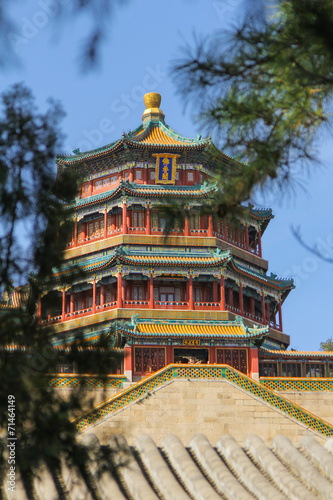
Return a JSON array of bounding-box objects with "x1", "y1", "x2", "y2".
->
[
  {"x1": 260, "y1": 348, "x2": 333, "y2": 358},
  {"x1": 135, "y1": 322, "x2": 266, "y2": 339},
  {"x1": 134, "y1": 126, "x2": 189, "y2": 145}
]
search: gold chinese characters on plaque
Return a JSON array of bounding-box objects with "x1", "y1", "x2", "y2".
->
[
  {"x1": 182, "y1": 339, "x2": 201, "y2": 346},
  {"x1": 153, "y1": 153, "x2": 180, "y2": 185}
]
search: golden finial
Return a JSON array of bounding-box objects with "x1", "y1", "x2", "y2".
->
[
  {"x1": 142, "y1": 92, "x2": 165, "y2": 123},
  {"x1": 144, "y1": 92, "x2": 161, "y2": 109}
]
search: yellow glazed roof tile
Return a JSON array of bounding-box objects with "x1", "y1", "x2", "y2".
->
[
  {"x1": 134, "y1": 126, "x2": 189, "y2": 145},
  {"x1": 137, "y1": 323, "x2": 250, "y2": 338}
]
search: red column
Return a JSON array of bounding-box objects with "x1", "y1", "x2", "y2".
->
[
  {"x1": 62, "y1": 289, "x2": 66, "y2": 321},
  {"x1": 81, "y1": 222, "x2": 86, "y2": 242},
  {"x1": 38, "y1": 297, "x2": 42, "y2": 318},
  {"x1": 74, "y1": 219, "x2": 78, "y2": 247},
  {"x1": 184, "y1": 214, "x2": 189, "y2": 236},
  {"x1": 117, "y1": 272, "x2": 122, "y2": 308},
  {"x1": 249, "y1": 347, "x2": 259, "y2": 380},
  {"x1": 124, "y1": 345, "x2": 133, "y2": 381},
  {"x1": 258, "y1": 228, "x2": 262, "y2": 257},
  {"x1": 122, "y1": 203, "x2": 128, "y2": 234},
  {"x1": 104, "y1": 210, "x2": 107, "y2": 238},
  {"x1": 278, "y1": 300, "x2": 283, "y2": 332},
  {"x1": 239, "y1": 283, "x2": 244, "y2": 315},
  {"x1": 245, "y1": 224, "x2": 249, "y2": 251},
  {"x1": 213, "y1": 280, "x2": 218, "y2": 303},
  {"x1": 111, "y1": 214, "x2": 116, "y2": 233},
  {"x1": 149, "y1": 274, "x2": 154, "y2": 309},
  {"x1": 70, "y1": 293, "x2": 74, "y2": 314},
  {"x1": 88, "y1": 180, "x2": 93, "y2": 196},
  {"x1": 220, "y1": 276, "x2": 225, "y2": 310},
  {"x1": 146, "y1": 205, "x2": 151, "y2": 235},
  {"x1": 166, "y1": 346, "x2": 173, "y2": 365},
  {"x1": 101, "y1": 284, "x2": 105, "y2": 306},
  {"x1": 189, "y1": 275, "x2": 194, "y2": 310},
  {"x1": 126, "y1": 208, "x2": 131, "y2": 231},
  {"x1": 122, "y1": 276, "x2": 126, "y2": 302},
  {"x1": 128, "y1": 170, "x2": 133, "y2": 182},
  {"x1": 92, "y1": 280, "x2": 96, "y2": 313},
  {"x1": 261, "y1": 293, "x2": 266, "y2": 324},
  {"x1": 209, "y1": 346, "x2": 216, "y2": 364},
  {"x1": 208, "y1": 214, "x2": 213, "y2": 237},
  {"x1": 143, "y1": 168, "x2": 148, "y2": 184}
]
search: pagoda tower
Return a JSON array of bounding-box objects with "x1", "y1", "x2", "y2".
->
[{"x1": 42, "y1": 93, "x2": 295, "y2": 381}]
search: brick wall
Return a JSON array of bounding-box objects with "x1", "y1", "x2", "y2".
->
[{"x1": 81, "y1": 379, "x2": 325, "y2": 445}]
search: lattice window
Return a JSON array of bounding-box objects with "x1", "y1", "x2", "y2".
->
[
  {"x1": 175, "y1": 171, "x2": 180, "y2": 180},
  {"x1": 107, "y1": 216, "x2": 112, "y2": 231},
  {"x1": 151, "y1": 348, "x2": 158, "y2": 372},
  {"x1": 103, "y1": 177, "x2": 110, "y2": 186},
  {"x1": 227, "y1": 225, "x2": 234, "y2": 240},
  {"x1": 88, "y1": 223, "x2": 94, "y2": 237},
  {"x1": 281, "y1": 362, "x2": 302, "y2": 377},
  {"x1": 259, "y1": 362, "x2": 278, "y2": 377},
  {"x1": 238, "y1": 227, "x2": 245, "y2": 246},
  {"x1": 105, "y1": 291, "x2": 111, "y2": 303},
  {"x1": 217, "y1": 220, "x2": 224, "y2": 235},
  {"x1": 132, "y1": 211, "x2": 144, "y2": 227},
  {"x1": 133, "y1": 286, "x2": 143, "y2": 300},
  {"x1": 135, "y1": 348, "x2": 142, "y2": 374},
  {"x1": 158, "y1": 349, "x2": 165, "y2": 367},
  {"x1": 150, "y1": 170, "x2": 156, "y2": 180},
  {"x1": 305, "y1": 363, "x2": 325, "y2": 378},
  {"x1": 142, "y1": 348, "x2": 150, "y2": 372},
  {"x1": 111, "y1": 174, "x2": 118, "y2": 184},
  {"x1": 152, "y1": 212, "x2": 159, "y2": 228},
  {"x1": 232, "y1": 350, "x2": 239, "y2": 370},
  {"x1": 194, "y1": 288, "x2": 201, "y2": 302},
  {"x1": 83, "y1": 184, "x2": 89, "y2": 193},
  {"x1": 175, "y1": 287, "x2": 181, "y2": 302},
  {"x1": 216, "y1": 349, "x2": 247, "y2": 374},
  {"x1": 116, "y1": 214, "x2": 122, "y2": 228},
  {"x1": 95, "y1": 179, "x2": 103, "y2": 189},
  {"x1": 135, "y1": 170, "x2": 142, "y2": 180},
  {"x1": 190, "y1": 214, "x2": 200, "y2": 230},
  {"x1": 134, "y1": 347, "x2": 166, "y2": 374},
  {"x1": 187, "y1": 171, "x2": 194, "y2": 181}
]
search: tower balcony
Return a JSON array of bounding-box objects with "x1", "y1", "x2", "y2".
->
[
  {"x1": 40, "y1": 277, "x2": 283, "y2": 333},
  {"x1": 66, "y1": 208, "x2": 263, "y2": 258}
]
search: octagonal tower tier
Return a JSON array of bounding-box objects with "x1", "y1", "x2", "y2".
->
[{"x1": 44, "y1": 93, "x2": 294, "y2": 380}]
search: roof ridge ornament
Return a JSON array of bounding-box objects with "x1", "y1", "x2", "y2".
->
[{"x1": 142, "y1": 92, "x2": 165, "y2": 124}]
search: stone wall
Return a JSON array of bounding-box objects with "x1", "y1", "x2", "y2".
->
[
  {"x1": 56, "y1": 387, "x2": 122, "y2": 417},
  {"x1": 81, "y1": 379, "x2": 326, "y2": 445},
  {"x1": 276, "y1": 390, "x2": 333, "y2": 426}
]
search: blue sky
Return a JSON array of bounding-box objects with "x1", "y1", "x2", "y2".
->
[{"x1": 2, "y1": 0, "x2": 332, "y2": 351}]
